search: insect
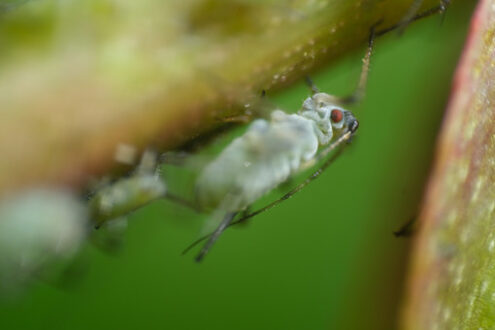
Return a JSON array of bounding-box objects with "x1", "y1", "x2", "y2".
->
[
  {"x1": 185, "y1": 20, "x2": 380, "y2": 262},
  {"x1": 88, "y1": 149, "x2": 167, "y2": 229},
  {"x1": 0, "y1": 188, "x2": 88, "y2": 291}
]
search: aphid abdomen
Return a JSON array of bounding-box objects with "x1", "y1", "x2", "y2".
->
[{"x1": 195, "y1": 110, "x2": 319, "y2": 212}]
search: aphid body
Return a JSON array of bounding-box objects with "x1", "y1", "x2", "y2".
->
[
  {"x1": 190, "y1": 92, "x2": 359, "y2": 261},
  {"x1": 89, "y1": 174, "x2": 166, "y2": 228},
  {"x1": 89, "y1": 149, "x2": 166, "y2": 228},
  {"x1": 196, "y1": 93, "x2": 358, "y2": 213},
  {"x1": 0, "y1": 189, "x2": 88, "y2": 290},
  {"x1": 196, "y1": 93, "x2": 358, "y2": 212}
]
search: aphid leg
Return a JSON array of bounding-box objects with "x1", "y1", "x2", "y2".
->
[
  {"x1": 376, "y1": 2, "x2": 450, "y2": 37},
  {"x1": 195, "y1": 212, "x2": 238, "y2": 262},
  {"x1": 394, "y1": 216, "x2": 417, "y2": 237},
  {"x1": 336, "y1": 22, "x2": 379, "y2": 106},
  {"x1": 397, "y1": 0, "x2": 424, "y2": 35},
  {"x1": 397, "y1": 0, "x2": 450, "y2": 34},
  {"x1": 165, "y1": 192, "x2": 203, "y2": 213},
  {"x1": 336, "y1": 3, "x2": 446, "y2": 105},
  {"x1": 304, "y1": 76, "x2": 320, "y2": 95}
]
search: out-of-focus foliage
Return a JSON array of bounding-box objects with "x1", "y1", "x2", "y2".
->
[
  {"x1": 0, "y1": 0, "x2": 439, "y2": 194},
  {"x1": 0, "y1": 189, "x2": 88, "y2": 293},
  {"x1": 402, "y1": 0, "x2": 495, "y2": 329}
]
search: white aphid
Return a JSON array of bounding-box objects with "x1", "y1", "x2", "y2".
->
[
  {"x1": 0, "y1": 188, "x2": 88, "y2": 289},
  {"x1": 192, "y1": 91, "x2": 359, "y2": 261},
  {"x1": 89, "y1": 174, "x2": 166, "y2": 228},
  {"x1": 195, "y1": 92, "x2": 358, "y2": 212},
  {"x1": 187, "y1": 19, "x2": 389, "y2": 261},
  {"x1": 89, "y1": 149, "x2": 167, "y2": 228}
]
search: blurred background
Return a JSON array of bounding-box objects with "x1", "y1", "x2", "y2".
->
[{"x1": 0, "y1": 0, "x2": 477, "y2": 329}]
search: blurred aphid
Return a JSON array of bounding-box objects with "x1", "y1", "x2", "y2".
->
[
  {"x1": 0, "y1": 188, "x2": 88, "y2": 292},
  {"x1": 89, "y1": 149, "x2": 167, "y2": 229}
]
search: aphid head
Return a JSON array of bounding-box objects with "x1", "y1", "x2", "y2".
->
[
  {"x1": 304, "y1": 92, "x2": 359, "y2": 135},
  {"x1": 335, "y1": 108, "x2": 359, "y2": 134}
]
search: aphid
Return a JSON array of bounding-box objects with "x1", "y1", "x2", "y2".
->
[
  {"x1": 0, "y1": 188, "x2": 88, "y2": 291},
  {"x1": 88, "y1": 149, "x2": 167, "y2": 229},
  {"x1": 187, "y1": 21, "x2": 380, "y2": 262}
]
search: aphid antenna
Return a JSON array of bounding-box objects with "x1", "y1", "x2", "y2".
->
[
  {"x1": 305, "y1": 20, "x2": 379, "y2": 107},
  {"x1": 304, "y1": 76, "x2": 320, "y2": 95}
]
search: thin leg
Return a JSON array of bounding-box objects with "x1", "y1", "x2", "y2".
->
[
  {"x1": 182, "y1": 132, "x2": 353, "y2": 256},
  {"x1": 375, "y1": 2, "x2": 448, "y2": 37},
  {"x1": 397, "y1": 0, "x2": 450, "y2": 34},
  {"x1": 394, "y1": 216, "x2": 417, "y2": 237},
  {"x1": 336, "y1": 22, "x2": 379, "y2": 105},
  {"x1": 397, "y1": 0, "x2": 424, "y2": 35},
  {"x1": 304, "y1": 76, "x2": 320, "y2": 95},
  {"x1": 165, "y1": 192, "x2": 203, "y2": 213},
  {"x1": 195, "y1": 212, "x2": 238, "y2": 262},
  {"x1": 336, "y1": 3, "x2": 448, "y2": 105}
]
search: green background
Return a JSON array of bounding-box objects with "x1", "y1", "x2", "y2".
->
[{"x1": 0, "y1": 1, "x2": 477, "y2": 329}]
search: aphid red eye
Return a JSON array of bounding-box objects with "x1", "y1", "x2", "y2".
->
[{"x1": 331, "y1": 109, "x2": 343, "y2": 123}]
